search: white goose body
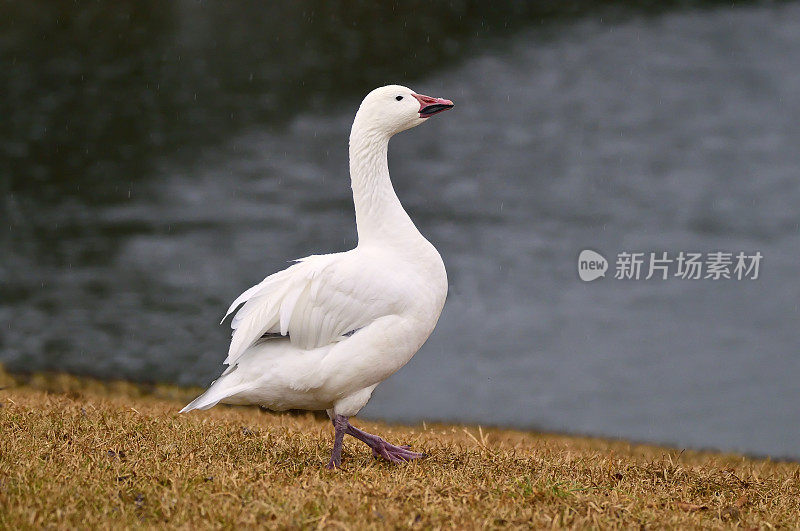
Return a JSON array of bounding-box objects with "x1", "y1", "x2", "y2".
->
[{"x1": 182, "y1": 85, "x2": 454, "y2": 466}]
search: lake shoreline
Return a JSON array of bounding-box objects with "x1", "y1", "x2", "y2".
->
[{"x1": 5, "y1": 364, "x2": 796, "y2": 465}]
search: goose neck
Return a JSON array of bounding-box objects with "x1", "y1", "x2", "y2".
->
[{"x1": 349, "y1": 126, "x2": 418, "y2": 244}]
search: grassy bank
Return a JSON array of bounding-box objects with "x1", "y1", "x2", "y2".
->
[{"x1": 0, "y1": 367, "x2": 797, "y2": 529}]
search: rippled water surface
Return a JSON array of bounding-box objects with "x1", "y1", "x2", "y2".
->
[{"x1": 2, "y1": 2, "x2": 799, "y2": 458}]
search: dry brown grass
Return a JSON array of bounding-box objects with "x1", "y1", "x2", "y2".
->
[{"x1": 0, "y1": 366, "x2": 798, "y2": 529}]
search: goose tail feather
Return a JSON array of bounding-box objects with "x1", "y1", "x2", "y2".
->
[{"x1": 179, "y1": 366, "x2": 243, "y2": 413}]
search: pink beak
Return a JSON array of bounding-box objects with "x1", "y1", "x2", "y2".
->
[{"x1": 412, "y1": 93, "x2": 455, "y2": 118}]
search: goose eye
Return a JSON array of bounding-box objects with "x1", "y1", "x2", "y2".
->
[{"x1": 395, "y1": 96, "x2": 403, "y2": 101}]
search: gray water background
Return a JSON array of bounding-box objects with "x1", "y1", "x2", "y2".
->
[{"x1": 2, "y1": 2, "x2": 798, "y2": 459}]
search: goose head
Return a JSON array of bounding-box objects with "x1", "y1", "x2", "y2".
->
[{"x1": 353, "y1": 85, "x2": 454, "y2": 137}]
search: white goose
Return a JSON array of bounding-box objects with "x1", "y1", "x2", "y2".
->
[{"x1": 181, "y1": 85, "x2": 454, "y2": 468}]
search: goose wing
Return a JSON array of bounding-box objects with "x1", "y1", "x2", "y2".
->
[{"x1": 221, "y1": 251, "x2": 397, "y2": 367}]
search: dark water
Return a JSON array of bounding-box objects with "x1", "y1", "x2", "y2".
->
[{"x1": 2, "y1": 2, "x2": 799, "y2": 459}]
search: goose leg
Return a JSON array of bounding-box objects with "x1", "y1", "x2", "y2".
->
[
  {"x1": 330, "y1": 414, "x2": 425, "y2": 465},
  {"x1": 326, "y1": 415, "x2": 348, "y2": 469}
]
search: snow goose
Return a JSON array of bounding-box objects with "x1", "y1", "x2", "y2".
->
[{"x1": 181, "y1": 85, "x2": 454, "y2": 468}]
